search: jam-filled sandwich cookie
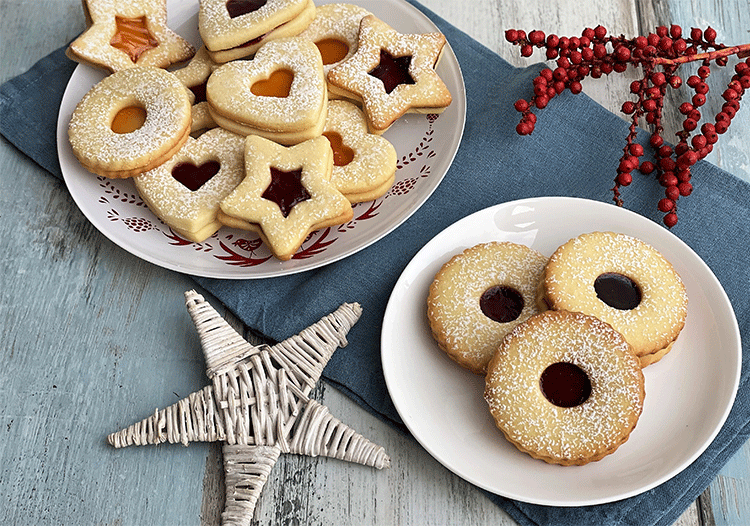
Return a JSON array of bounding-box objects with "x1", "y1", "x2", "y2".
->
[
  {"x1": 199, "y1": 0, "x2": 315, "y2": 63},
  {"x1": 539, "y1": 231, "x2": 688, "y2": 366},
  {"x1": 327, "y1": 15, "x2": 452, "y2": 134},
  {"x1": 485, "y1": 310, "x2": 645, "y2": 466},
  {"x1": 172, "y1": 46, "x2": 220, "y2": 133},
  {"x1": 206, "y1": 37, "x2": 327, "y2": 145},
  {"x1": 324, "y1": 100, "x2": 397, "y2": 203},
  {"x1": 68, "y1": 66, "x2": 192, "y2": 178},
  {"x1": 427, "y1": 242, "x2": 548, "y2": 375},
  {"x1": 297, "y1": 3, "x2": 371, "y2": 96},
  {"x1": 133, "y1": 128, "x2": 245, "y2": 243},
  {"x1": 218, "y1": 135, "x2": 353, "y2": 261},
  {"x1": 66, "y1": 0, "x2": 194, "y2": 73}
]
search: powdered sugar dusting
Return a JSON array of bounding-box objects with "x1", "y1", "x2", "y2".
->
[
  {"x1": 484, "y1": 310, "x2": 645, "y2": 464},
  {"x1": 68, "y1": 67, "x2": 191, "y2": 172},
  {"x1": 427, "y1": 242, "x2": 548, "y2": 373},
  {"x1": 543, "y1": 231, "x2": 688, "y2": 356}
]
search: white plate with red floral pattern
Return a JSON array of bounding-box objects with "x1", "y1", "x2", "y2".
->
[
  {"x1": 57, "y1": 0, "x2": 465, "y2": 278},
  {"x1": 382, "y1": 197, "x2": 741, "y2": 505}
]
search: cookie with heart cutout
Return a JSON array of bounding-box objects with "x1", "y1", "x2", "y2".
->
[
  {"x1": 323, "y1": 100, "x2": 397, "y2": 203},
  {"x1": 199, "y1": 0, "x2": 312, "y2": 61},
  {"x1": 206, "y1": 37, "x2": 327, "y2": 144},
  {"x1": 218, "y1": 134, "x2": 353, "y2": 260},
  {"x1": 66, "y1": 0, "x2": 194, "y2": 73},
  {"x1": 327, "y1": 14, "x2": 452, "y2": 134},
  {"x1": 297, "y1": 3, "x2": 371, "y2": 97},
  {"x1": 133, "y1": 127, "x2": 246, "y2": 243}
]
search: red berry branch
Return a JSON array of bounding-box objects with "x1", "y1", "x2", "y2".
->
[{"x1": 506, "y1": 24, "x2": 750, "y2": 227}]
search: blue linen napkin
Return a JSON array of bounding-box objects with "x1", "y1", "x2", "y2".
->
[{"x1": 2, "y1": 2, "x2": 749, "y2": 525}]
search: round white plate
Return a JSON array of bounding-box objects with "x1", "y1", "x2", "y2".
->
[
  {"x1": 381, "y1": 196, "x2": 741, "y2": 506},
  {"x1": 57, "y1": 0, "x2": 466, "y2": 278}
]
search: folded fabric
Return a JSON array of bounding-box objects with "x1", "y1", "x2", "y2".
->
[{"x1": 1, "y1": 2, "x2": 749, "y2": 526}]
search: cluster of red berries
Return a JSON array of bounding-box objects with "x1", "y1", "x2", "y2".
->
[{"x1": 506, "y1": 24, "x2": 750, "y2": 227}]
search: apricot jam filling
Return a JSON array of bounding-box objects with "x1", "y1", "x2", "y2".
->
[
  {"x1": 110, "y1": 16, "x2": 159, "y2": 63},
  {"x1": 251, "y1": 69, "x2": 295, "y2": 97},
  {"x1": 111, "y1": 106, "x2": 147, "y2": 134}
]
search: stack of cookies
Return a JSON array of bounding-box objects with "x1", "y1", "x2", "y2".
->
[
  {"x1": 65, "y1": 0, "x2": 453, "y2": 260},
  {"x1": 427, "y1": 232, "x2": 688, "y2": 465}
]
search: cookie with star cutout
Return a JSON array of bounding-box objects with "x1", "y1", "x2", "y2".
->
[
  {"x1": 66, "y1": 0, "x2": 195, "y2": 73},
  {"x1": 218, "y1": 135, "x2": 353, "y2": 261},
  {"x1": 133, "y1": 128, "x2": 246, "y2": 243},
  {"x1": 327, "y1": 14, "x2": 452, "y2": 134}
]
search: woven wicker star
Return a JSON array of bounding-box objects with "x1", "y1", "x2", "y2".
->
[{"x1": 108, "y1": 290, "x2": 390, "y2": 526}]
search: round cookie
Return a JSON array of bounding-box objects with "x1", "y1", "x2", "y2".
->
[
  {"x1": 68, "y1": 66, "x2": 192, "y2": 178},
  {"x1": 485, "y1": 310, "x2": 645, "y2": 466},
  {"x1": 427, "y1": 242, "x2": 548, "y2": 375},
  {"x1": 539, "y1": 231, "x2": 688, "y2": 364}
]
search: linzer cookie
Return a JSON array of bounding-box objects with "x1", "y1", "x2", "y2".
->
[
  {"x1": 485, "y1": 310, "x2": 645, "y2": 466},
  {"x1": 218, "y1": 135, "x2": 352, "y2": 260},
  {"x1": 297, "y1": 3, "x2": 371, "y2": 96},
  {"x1": 427, "y1": 242, "x2": 548, "y2": 374},
  {"x1": 324, "y1": 100, "x2": 397, "y2": 203},
  {"x1": 539, "y1": 231, "x2": 688, "y2": 366},
  {"x1": 68, "y1": 66, "x2": 192, "y2": 178},
  {"x1": 172, "y1": 46, "x2": 219, "y2": 133},
  {"x1": 66, "y1": 0, "x2": 195, "y2": 72},
  {"x1": 199, "y1": 0, "x2": 314, "y2": 62},
  {"x1": 133, "y1": 128, "x2": 246, "y2": 242},
  {"x1": 327, "y1": 14, "x2": 452, "y2": 134},
  {"x1": 206, "y1": 37, "x2": 327, "y2": 144}
]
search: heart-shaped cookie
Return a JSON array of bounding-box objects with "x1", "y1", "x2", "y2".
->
[
  {"x1": 206, "y1": 36, "x2": 327, "y2": 144},
  {"x1": 323, "y1": 100, "x2": 397, "y2": 203},
  {"x1": 133, "y1": 127, "x2": 246, "y2": 242}
]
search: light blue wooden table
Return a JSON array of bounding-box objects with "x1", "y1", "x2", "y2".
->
[{"x1": 1, "y1": 0, "x2": 748, "y2": 524}]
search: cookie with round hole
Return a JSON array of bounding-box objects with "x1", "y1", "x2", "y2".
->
[
  {"x1": 538, "y1": 231, "x2": 688, "y2": 364},
  {"x1": 427, "y1": 242, "x2": 549, "y2": 375},
  {"x1": 68, "y1": 66, "x2": 192, "y2": 178}
]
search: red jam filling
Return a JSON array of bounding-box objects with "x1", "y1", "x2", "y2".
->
[
  {"x1": 189, "y1": 81, "x2": 208, "y2": 104},
  {"x1": 172, "y1": 160, "x2": 221, "y2": 191},
  {"x1": 368, "y1": 49, "x2": 415, "y2": 94},
  {"x1": 479, "y1": 285, "x2": 524, "y2": 323},
  {"x1": 261, "y1": 167, "x2": 310, "y2": 217},
  {"x1": 110, "y1": 16, "x2": 159, "y2": 63},
  {"x1": 540, "y1": 362, "x2": 592, "y2": 408},
  {"x1": 594, "y1": 273, "x2": 641, "y2": 310},
  {"x1": 226, "y1": 0, "x2": 267, "y2": 18}
]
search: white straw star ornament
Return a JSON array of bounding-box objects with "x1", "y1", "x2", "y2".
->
[{"x1": 108, "y1": 290, "x2": 389, "y2": 526}]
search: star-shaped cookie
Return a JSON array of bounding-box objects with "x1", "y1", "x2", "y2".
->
[
  {"x1": 218, "y1": 135, "x2": 353, "y2": 260},
  {"x1": 327, "y1": 14, "x2": 452, "y2": 134},
  {"x1": 66, "y1": 0, "x2": 195, "y2": 72}
]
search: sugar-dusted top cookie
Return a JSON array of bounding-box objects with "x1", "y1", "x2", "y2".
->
[
  {"x1": 323, "y1": 100, "x2": 397, "y2": 203},
  {"x1": 540, "y1": 231, "x2": 688, "y2": 362},
  {"x1": 199, "y1": 0, "x2": 309, "y2": 53},
  {"x1": 219, "y1": 135, "x2": 352, "y2": 260},
  {"x1": 134, "y1": 128, "x2": 246, "y2": 243},
  {"x1": 206, "y1": 37, "x2": 327, "y2": 143},
  {"x1": 67, "y1": 0, "x2": 195, "y2": 72},
  {"x1": 327, "y1": 14, "x2": 452, "y2": 134}
]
